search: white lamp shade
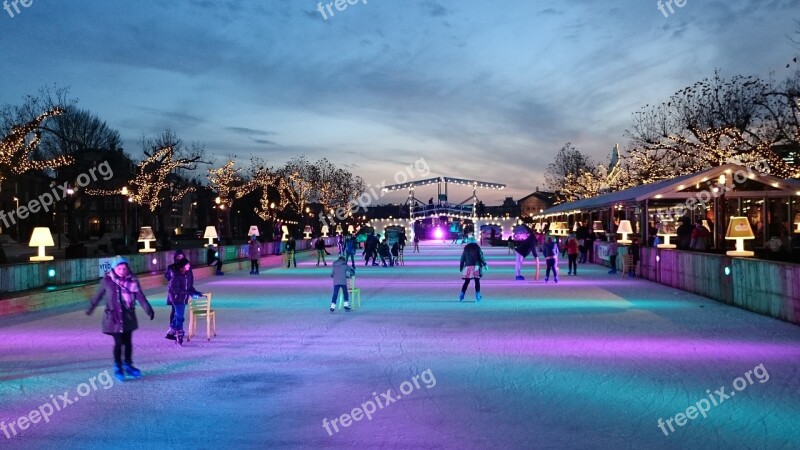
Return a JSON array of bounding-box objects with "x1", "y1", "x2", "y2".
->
[
  {"x1": 203, "y1": 226, "x2": 218, "y2": 239},
  {"x1": 592, "y1": 221, "x2": 605, "y2": 232},
  {"x1": 29, "y1": 227, "x2": 55, "y2": 247},
  {"x1": 617, "y1": 220, "x2": 633, "y2": 234},
  {"x1": 29, "y1": 227, "x2": 55, "y2": 261},
  {"x1": 725, "y1": 217, "x2": 755, "y2": 240},
  {"x1": 303, "y1": 225, "x2": 312, "y2": 233},
  {"x1": 138, "y1": 226, "x2": 156, "y2": 241},
  {"x1": 248, "y1": 226, "x2": 260, "y2": 237},
  {"x1": 657, "y1": 221, "x2": 677, "y2": 236}
]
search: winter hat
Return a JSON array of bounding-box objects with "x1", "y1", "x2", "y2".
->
[
  {"x1": 175, "y1": 257, "x2": 190, "y2": 268},
  {"x1": 112, "y1": 256, "x2": 129, "y2": 268}
]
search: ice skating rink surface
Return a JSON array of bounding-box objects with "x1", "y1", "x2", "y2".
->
[{"x1": 1, "y1": 242, "x2": 799, "y2": 449}]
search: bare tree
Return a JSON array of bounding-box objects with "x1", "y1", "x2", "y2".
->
[{"x1": 544, "y1": 143, "x2": 596, "y2": 203}]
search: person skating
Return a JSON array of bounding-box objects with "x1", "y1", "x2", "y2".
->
[
  {"x1": 285, "y1": 235, "x2": 297, "y2": 268},
  {"x1": 459, "y1": 236, "x2": 487, "y2": 302},
  {"x1": 344, "y1": 233, "x2": 356, "y2": 269},
  {"x1": 86, "y1": 256, "x2": 154, "y2": 382},
  {"x1": 412, "y1": 234, "x2": 420, "y2": 253},
  {"x1": 164, "y1": 250, "x2": 191, "y2": 340},
  {"x1": 513, "y1": 232, "x2": 539, "y2": 281},
  {"x1": 207, "y1": 244, "x2": 223, "y2": 275},
  {"x1": 330, "y1": 256, "x2": 355, "y2": 312},
  {"x1": 167, "y1": 257, "x2": 203, "y2": 345},
  {"x1": 566, "y1": 233, "x2": 579, "y2": 275},
  {"x1": 336, "y1": 233, "x2": 344, "y2": 255},
  {"x1": 507, "y1": 236, "x2": 515, "y2": 255},
  {"x1": 364, "y1": 233, "x2": 379, "y2": 266},
  {"x1": 378, "y1": 238, "x2": 392, "y2": 267},
  {"x1": 398, "y1": 232, "x2": 407, "y2": 252},
  {"x1": 543, "y1": 236, "x2": 559, "y2": 283},
  {"x1": 315, "y1": 235, "x2": 328, "y2": 266},
  {"x1": 248, "y1": 235, "x2": 261, "y2": 275}
]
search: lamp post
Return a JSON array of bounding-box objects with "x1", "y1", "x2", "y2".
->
[{"x1": 121, "y1": 186, "x2": 129, "y2": 249}]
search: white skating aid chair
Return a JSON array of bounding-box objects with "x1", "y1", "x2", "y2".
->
[
  {"x1": 336, "y1": 276, "x2": 361, "y2": 309},
  {"x1": 188, "y1": 293, "x2": 217, "y2": 341}
]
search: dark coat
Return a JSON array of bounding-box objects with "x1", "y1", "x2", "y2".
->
[
  {"x1": 87, "y1": 273, "x2": 154, "y2": 335},
  {"x1": 248, "y1": 240, "x2": 261, "y2": 260},
  {"x1": 164, "y1": 265, "x2": 194, "y2": 305},
  {"x1": 514, "y1": 234, "x2": 538, "y2": 258},
  {"x1": 286, "y1": 239, "x2": 297, "y2": 252},
  {"x1": 460, "y1": 243, "x2": 487, "y2": 271},
  {"x1": 167, "y1": 265, "x2": 202, "y2": 305},
  {"x1": 315, "y1": 238, "x2": 326, "y2": 250}
]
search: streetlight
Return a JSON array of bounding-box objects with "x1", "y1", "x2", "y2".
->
[
  {"x1": 121, "y1": 187, "x2": 129, "y2": 249},
  {"x1": 12, "y1": 197, "x2": 19, "y2": 240}
]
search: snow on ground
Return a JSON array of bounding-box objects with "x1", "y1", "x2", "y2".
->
[{"x1": 1, "y1": 242, "x2": 799, "y2": 449}]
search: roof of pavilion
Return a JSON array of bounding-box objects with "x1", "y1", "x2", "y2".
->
[{"x1": 537, "y1": 163, "x2": 800, "y2": 217}]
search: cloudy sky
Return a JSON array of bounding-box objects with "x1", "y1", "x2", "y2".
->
[{"x1": 1, "y1": 0, "x2": 799, "y2": 203}]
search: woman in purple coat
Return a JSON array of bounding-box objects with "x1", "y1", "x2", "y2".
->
[{"x1": 87, "y1": 256, "x2": 154, "y2": 381}]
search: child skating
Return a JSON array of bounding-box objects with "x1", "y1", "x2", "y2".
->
[
  {"x1": 167, "y1": 257, "x2": 203, "y2": 345},
  {"x1": 543, "y1": 236, "x2": 559, "y2": 283},
  {"x1": 87, "y1": 256, "x2": 154, "y2": 381},
  {"x1": 330, "y1": 256, "x2": 355, "y2": 312}
]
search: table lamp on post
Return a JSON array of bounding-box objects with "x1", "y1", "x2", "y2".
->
[
  {"x1": 616, "y1": 220, "x2": 633, "y2": 244},
  {"x1": 303, "y1": 225, "x2": 312, "y2": 239},
  {"x1": 248, "y1": 226, "x2": 260, "y2": 237},
  {"x1": 794, "y1": 213, "x2": 800, "y2": 233},
  {"x1": 725, "y1": 217, "x2": 755, "y2": 257},
  {"x1": 592, "y1": 220, "x2": 605, "y2": 234},
  {"x1": 203, "y1": 226, "x2": 218, "y2": 247},
  {"x1": 29, "y1": 227, "x2": 55, "y2": 262},
  {"x1": 657, "y1": 220, "x2": 677, "y2": 249},
  {"x1": 138, "y1": 227, "x2": 156, "y2": 253}
]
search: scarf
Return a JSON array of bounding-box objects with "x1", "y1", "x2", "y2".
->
[{"x1": 108, "y1": 271, "x2": 140, "y2": 308}]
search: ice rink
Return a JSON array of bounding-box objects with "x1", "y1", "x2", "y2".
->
[{"x1": 1, "y1": 242, "x2": 799, "y2": 449}]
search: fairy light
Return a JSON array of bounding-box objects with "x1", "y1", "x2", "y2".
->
[{"x1": 0, "y1": 108, "x2": 72, "y2": 182}]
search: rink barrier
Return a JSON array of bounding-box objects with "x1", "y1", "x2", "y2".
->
[
  {"x1": 0, "y1": 239, "x2": 321, "y2": 317},
  {"x1": 593, "y1": 241, "x2": 800, "y2": 326}
]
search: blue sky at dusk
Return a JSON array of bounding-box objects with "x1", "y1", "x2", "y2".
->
[{"x1": 1, "y1": 0, "x2": 799, "y2": 203}]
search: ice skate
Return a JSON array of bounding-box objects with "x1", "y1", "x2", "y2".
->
[
  {"x1": 344, "y1": 301, "x2": 352, "y2": 312},
  {"x1": 476, "y1": 292, "x2": 482, "y2": 302},
  {"x1": 123, "y1": 362, "x2": 142, "y2": 379},
  {"x1": 114, "y1": 365, "x2": 126, "y2": 382},
  {"x1": 459, "y1": 292, "x2": 465, "y2": 302},
  {"x1": 165, "y1": 328, "x2": 176, "y2": 340},
  {"x1": 330, "y1": 303, "x2": 336, "y2": 312}
]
